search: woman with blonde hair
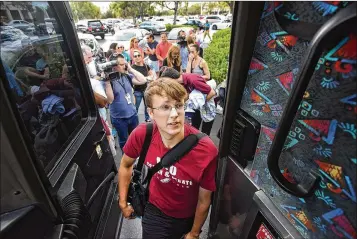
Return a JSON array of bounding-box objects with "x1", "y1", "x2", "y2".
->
[
  {"x1": 162, "y1": 45, "x2": 182, "y2": 73},
  {"x1": 129, "y1": 37, "x2": 144, "y2": 64}
]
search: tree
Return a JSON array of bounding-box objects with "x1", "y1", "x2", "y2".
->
[
  {"x1": 101, "y1": 10, "x2": 114, "y2": 19},
  {"x1": 224, "y1": 1, "x2": 234, "y2": 14},
  {"x1": 187, "y1": 4, "x2": 201, "y2": 15},
  {"x1": 69, "y1": 2, "x2": 101, "y2": 22},
  {"x1": 109, "y1": 2, "x2": 152, "y2": 23},
  {"x1": 163, "y1": 1, "x2": 180, "y2": 25}
]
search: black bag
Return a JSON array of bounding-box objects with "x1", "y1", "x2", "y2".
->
[{"x1": 127, "y1": 123, "x2": 206, "y2": 217}]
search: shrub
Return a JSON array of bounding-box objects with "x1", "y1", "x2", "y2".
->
[
  {"x1": 165, "y1": 24, "x2": 197, "y2": 32},
  {"x1": 204, "y1": 28, "x2": 231, "y2": 84}
]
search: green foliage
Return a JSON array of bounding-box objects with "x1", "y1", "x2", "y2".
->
[
  {"x1": 204, "y1": 28, "x2": 231, "y2": 84},
  {"x1": 187, "y1": 4, "x2": 201, "y2": 15},
  {"x1": 109, "y1": 2, "x2": 152, "y2": 22},
  {"x1": 165, "y1": 24, "x2": 197, "y2": 32},
  {"x1": 69, "y1": 2, "x2": 101, "y2": 21},
  {"x1": 101, "y1": 10, "x2": 115, "y2": 19}
]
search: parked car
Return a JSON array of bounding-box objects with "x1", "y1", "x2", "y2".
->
[
  {"x1": 76, "y1": 23, "x2": 87, "y2": 32},
  {"x1": 7, "y1": 20, "x2": 34, "y2": 32},
  {"x1": 114, "y1": 22, "x2": 135, "y2": 32},
  {"x1": 112, "y1": 29, "x2": 149, "y2": 51},
  {"x1": 184, "y1": 19, "x2": 203, "y2": 29},
  {"x1": 139, "y1": 21, "x2": 166, "y2": 35},
  {"x1": 104, "y1": 18, "x2": 122, "y2": 28},
  {"x1": 167, "y1": 27, "x2": 194, "y2": 44},
  {"x1": 211, "y1": 19, "x2": 232, "y2": 30},
  {"x1": 201, "y1": 15, "x2": 226, "y2": 24},
  {"x1": 80, "y1": 20, "x2": 106, "y2": 39}
]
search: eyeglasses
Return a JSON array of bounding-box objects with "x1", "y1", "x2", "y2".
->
[
  {"x1": 117, "y1": 46, "x2": 124, "y2": 49},
  {"x1": 151, "y1": 103, "x2": 186, "y2": 113},
  {"x1": 133, "y1": 54, "x2": 141, "y2": 58}
]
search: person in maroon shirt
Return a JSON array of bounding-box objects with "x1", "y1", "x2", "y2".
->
[
  {"x1": 159, "y1": 67, "x2": 216, "y2": 133},
  {"x1": 118, "y1": 78, "x2": 218, "y2": 239},
  {"x1": 159, "y1": 66, "x2": 216, "y2": 101}
]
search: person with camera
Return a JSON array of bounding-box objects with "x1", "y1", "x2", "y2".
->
[
  {"x1": 132, "y1": 49, "x2": 155, "y2": 123},
  {"x1": 107, "y1": 54, "x2": 147, "y2": 150},
  {"x1": 118, "y1": 77, "x2": 218, "y2": 239},
  {"x1": 176, "y1": 30, "x2": 189, "y2": 73}
]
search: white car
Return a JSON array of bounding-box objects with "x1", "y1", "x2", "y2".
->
[
  {"x1": 111, "y1": 29, "x2": 149, "y2": 51},
  {"x1": 211, "y1": 19, "x2": 232, "y2": 30},
  {"x1": 201, "y1": 15, "x2": 226, "y2": 24},
  {"x1": 114, "y1": 22, "x2": 135, "y2": 31},
  {"x1": 77, "y1": 32, "x2": 103, "y2": 57}
]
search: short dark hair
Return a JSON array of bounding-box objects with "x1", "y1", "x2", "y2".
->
[
  {"x1": 160, "y1": 32, "x2": 168, "y2": 36},
  {"x1": 147, "y1": 33, "x2": 154, "y2": 39},
  {"x1": 159, "y1": 66, "x2": 180, "y2": 79},
  {"x1": 109, "y1": 53, "x2": 124, "y2": 61}
]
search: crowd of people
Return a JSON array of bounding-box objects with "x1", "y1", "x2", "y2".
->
[{"x1": 84, "y1": 28, "x2": 219, "y2": 154}]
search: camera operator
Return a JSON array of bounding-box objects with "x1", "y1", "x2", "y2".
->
[
  {"x1": 176, "y1": 30, "x2": 189, "y2": 73},
  {"x1": 107, "y1": 54, "x2": 147, "y2": 150}
]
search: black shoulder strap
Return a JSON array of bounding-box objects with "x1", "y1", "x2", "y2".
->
[
  {"x1": 136, "y1": 123, "x2": 153, "y2": 171},
  {"x1": 150, "y1": 133, "x2": 206, "y2": 176}
]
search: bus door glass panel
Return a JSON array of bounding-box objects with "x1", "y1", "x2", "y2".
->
[{"x1": 1, "y1": 1, "x2": 86, "y2": 174}]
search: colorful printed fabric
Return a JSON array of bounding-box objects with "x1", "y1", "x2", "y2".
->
[{"x1": 240, "y1": 2, "x2": 356, "y2": 239}]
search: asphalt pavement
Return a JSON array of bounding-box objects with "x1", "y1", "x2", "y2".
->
[{"x1": 97, "y1": 31, "x2": 222, "y2": 239}]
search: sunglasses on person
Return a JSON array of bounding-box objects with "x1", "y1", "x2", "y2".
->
[{"x1": 133, "y1": 54, "x2": 141, "y2": 58}]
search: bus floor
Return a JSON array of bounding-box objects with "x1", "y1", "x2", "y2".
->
[{"x1": 113, "y1": 101, "x2": 222, "y2": 238}]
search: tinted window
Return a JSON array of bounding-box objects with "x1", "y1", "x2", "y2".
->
[
  {"x1": 89, "y1": 21, "x2": 102, "y2": 27},
  {"x1": 1, "y1": 1, "x2": 86, "y2": 172}
]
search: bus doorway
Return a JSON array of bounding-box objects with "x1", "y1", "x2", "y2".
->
[{"x1": 209, "y1": 2, "x2": 356, "y2": 239}]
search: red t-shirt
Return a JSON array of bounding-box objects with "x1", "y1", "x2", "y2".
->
[
  {"x1": 182, "y1": 73, "x2": 211, "y2": 94},
  {"x1": 156, "y1": 41, "x2": 172, "y2": 66},
  {"x1": 123, "y1": 123, "x2": 218, "y2": 218}
]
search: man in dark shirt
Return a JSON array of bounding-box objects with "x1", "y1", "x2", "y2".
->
[
  {"x1": 145, "y1": 34, "x2": 159, "y2": 77},
  {"x1": 131, "y1": 49, "x2": 155, "y2": 122}
]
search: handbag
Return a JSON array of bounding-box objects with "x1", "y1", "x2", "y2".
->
[{"x1": 127, "y1": 123, "x2": 206, "y2": 217}]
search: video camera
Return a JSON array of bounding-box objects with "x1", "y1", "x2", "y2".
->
[
  {"x1": 177, "y1": 34, "x2": 187, "y2": 46},
  {"x1": 96, "y1": 60, "x2": 118, "y2": 73},
  {"x1": 95, "y1": 60, "x2": 120, "y2": 81}
]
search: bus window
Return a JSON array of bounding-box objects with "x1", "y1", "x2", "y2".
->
[{"x1": 1, "y1": 1, "x2": 86, "y2": 172}]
